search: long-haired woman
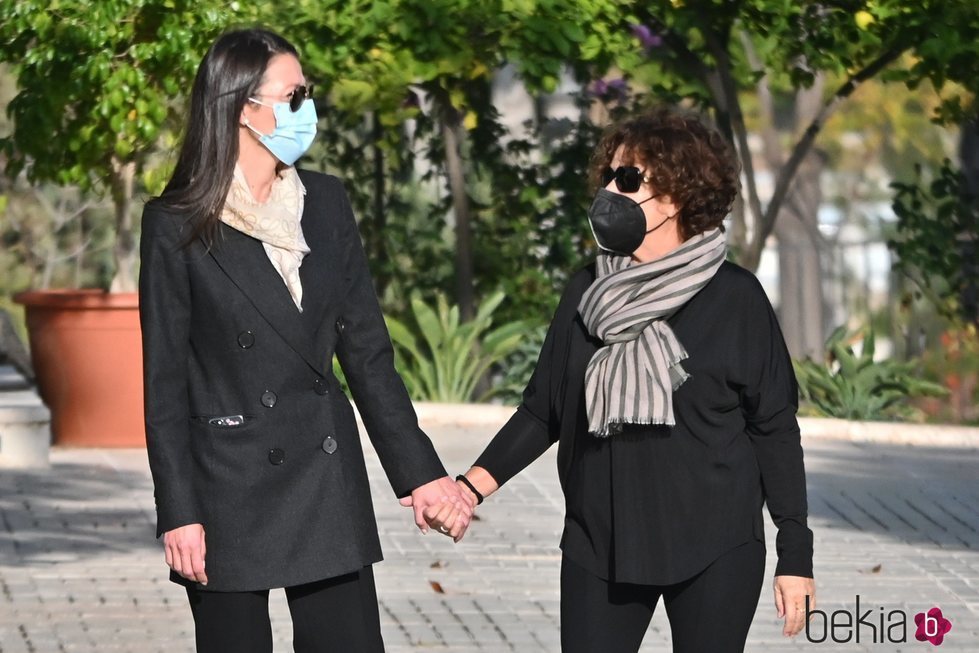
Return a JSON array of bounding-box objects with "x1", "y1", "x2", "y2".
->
[{"x1": 139, "y1": 28, "x2": 471, "y2": 652}]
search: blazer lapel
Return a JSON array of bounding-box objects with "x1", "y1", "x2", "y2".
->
[
  {"x1": 206, "y1": 223, "x2": 326, "y2": 373},
  {"x1": 295, "y1": 201, "x2": 335, "y2": 336}
]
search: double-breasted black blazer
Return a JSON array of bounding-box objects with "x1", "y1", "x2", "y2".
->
[{"x1": 139, "y1": 170, "x2": 446, "y2": 592}]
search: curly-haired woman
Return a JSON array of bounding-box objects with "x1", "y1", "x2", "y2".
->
[{"x1": 430, "y1": 107, "x2": 816, "y2": 652}]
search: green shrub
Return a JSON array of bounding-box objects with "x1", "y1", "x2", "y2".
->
[
  {"x1": 492, "y1": 322, "x2": 548, "y2": 405},
  {"x1": 793, "y1": 326, "x2": 947, "y2": 421},
  {"x1": 385, "y1": 290, "x2": 530, "y2": 402}
]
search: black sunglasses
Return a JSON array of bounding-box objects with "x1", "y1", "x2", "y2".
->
[
  {"x1": 602, "y1": 166, "x2": 651, "y2": 193},
  {"x1": 286, "y1": 85, "x2": 313, "y2": 112},
  {"x1": 251, "y1": 84, "x2": 313, "y2": 112}
]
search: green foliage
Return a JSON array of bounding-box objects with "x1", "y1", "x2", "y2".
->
[
  {"x1": 0, "y1": 0, "x2": 239, "y2": 187},
  {"x1": 0, "y1": 0, "x2": 242, "y2": 290},
  {"x1": 492, "y1": 322, "x2": 548, "y2": 405},
  {"x1": 385, "y1": 290, "x2": 530, "y2": 402},
  {"x1": 595, "y1": 1, "x2": 979, "y2": 270},
  {"x1": 619, "y1": 0, "x2": 979, "y2": 121},
  {"x1": 889, "y1": 159, "x2": 978, "y2": 323},
  {"x1": 286, "y1": 2, "x2": 608, "y2": 326},
  {"x1": 793, "y1": 326, "x2": 947, "y2": 421},
  {"x1": 285, "y1": 0, "x2": 610, "y2": 121}
]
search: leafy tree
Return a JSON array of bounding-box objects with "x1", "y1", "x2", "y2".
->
[
  {"x1": 0, "y1": 0, "x2": 240, "y2": 291},
  {"x1": 279, "y1": 0, "x2": 617, "y2": 320},
  {"x1": 594, "y1": 1, "x2": 978, "y2": 356},
  {"x1": 890, "y1": 157, "x2": 978, "y2": 325},
  {"x1": 614, "y1": 0, "x2": 978, "y2": 265}
]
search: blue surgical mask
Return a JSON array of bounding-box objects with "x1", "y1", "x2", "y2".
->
[{"x1": 244, "y1": 98, "x2": 318, "y2": 166}]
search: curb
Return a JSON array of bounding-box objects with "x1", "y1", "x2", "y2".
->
[
  {"x1": 797, "y1": 416, "x2": 979, "y2": 448},
  {"x1": 378, "y1": 402, "x2": 979, "y2": 449}
]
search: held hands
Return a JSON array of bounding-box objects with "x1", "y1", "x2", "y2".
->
[
  {"x1": 400, "y1": 468, "x2": 499, "y2": 542},
  {"x1": 399, "y1": 476, "x2": 475, "y2": 542},
  {"x1": 163, "y1": 523, "x2": 208, "y2": 585},
  {"x1": 422, "y1": 477, "x2": 488, "y2": 542},
  {"x1": 773, "y1": 575, "x2": 816, "y2": 637}
]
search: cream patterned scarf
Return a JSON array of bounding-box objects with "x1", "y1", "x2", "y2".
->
[
  {"x1": 220, "y1": 165, "x2": 309, "y2": 311},
  {"x1": 578, "y1": 228, "x2": 727, "y2": 436}
]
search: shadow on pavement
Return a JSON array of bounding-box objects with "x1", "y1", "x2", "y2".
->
[
  {"x1": 0, "y1": 461, "x2": 158, "y2": 565},
  {"x1": 804, "y1": 440, "x2": 979, "y2": 552}
]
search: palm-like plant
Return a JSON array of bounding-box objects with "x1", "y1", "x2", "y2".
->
[
  {"x1": 385, "y1": 291, "x2": 529, "y2": 402},
  {"x1": 793, "y1": 326, "x2": 948, "y2": 421}
]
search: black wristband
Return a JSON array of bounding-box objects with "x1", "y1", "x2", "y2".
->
[{"x1": 455, "y1": 474, "x2": 484, "y2": 505}]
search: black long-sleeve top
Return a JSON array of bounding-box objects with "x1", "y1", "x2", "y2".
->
[{"x1": 475, "y1": 261, "x2": 813, "y2": 585}]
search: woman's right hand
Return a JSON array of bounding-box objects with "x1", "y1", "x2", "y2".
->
[{"x1": 163, "y1": 523, "x2": 208, "y2": 585}]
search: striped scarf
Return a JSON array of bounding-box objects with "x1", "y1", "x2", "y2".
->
[{"x1": 578, "y1": 228, "x2": 727, "y2": 436}]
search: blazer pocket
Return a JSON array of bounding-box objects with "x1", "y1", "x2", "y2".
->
[{"x1": 191, "y1": 414, "x2": 258, "y2": 429}]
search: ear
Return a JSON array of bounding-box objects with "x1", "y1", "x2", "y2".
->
[
  {"x1": 240, "y1": 100, "x2": 256, "y2": 127},
  {"x1": 657, "y1": 195, "x2": 679, "y2": 218}
]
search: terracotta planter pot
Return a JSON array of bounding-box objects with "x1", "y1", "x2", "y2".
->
[{"x1": 13, "y1": 290, "x2": 144, "y2": 447}]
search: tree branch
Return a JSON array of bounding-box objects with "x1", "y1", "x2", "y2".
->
[
  {"x1": 757, "y1": 46, "x2": 906, "y2": 260},
  {"x1": 702, "y1": 26, "x2": 766, "y2": 267},
  {"x1": 739, "y1": 30, "x2": 782, "y2": 167}
]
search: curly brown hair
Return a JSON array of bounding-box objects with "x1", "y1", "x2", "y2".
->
[{"x1": 589, "y1": 107, "x2": 740, "y2": 240}]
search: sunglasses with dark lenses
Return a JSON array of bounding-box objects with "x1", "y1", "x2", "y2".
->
[
  {"x1": 252, "y1": 84, "x2": 313, "y2": 112},
  {"x1": 602, "y1": 166, "x2": 651, "y2": 193},
  {"x1": 286, "y1": 85, "x2": 313, "y2": 112}
]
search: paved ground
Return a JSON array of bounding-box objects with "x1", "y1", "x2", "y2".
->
[{"x1": 1, "y1": 423, "x2": 977, "y2": 652}]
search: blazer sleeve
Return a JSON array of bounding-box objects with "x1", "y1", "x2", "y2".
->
[
  {"x1": 138, "y1": 205, "x2": 200, "y2": 537},
  {"x1": 332, "y1": 181, "x2": 447, "y2": 497},
  {"x1": 473, "y1": 268, "x2": 590, "y2": 487},
  {"x1": 740, "y1": 281, "x2": 814, "y2": 578}
]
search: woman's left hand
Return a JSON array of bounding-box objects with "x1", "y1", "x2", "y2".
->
[
  {"x1": 773, "y1": 575, "x2": 816, "y2": 637},
  {"x1": 423, "y1": 500, "x2": 468, "y2": 543}
]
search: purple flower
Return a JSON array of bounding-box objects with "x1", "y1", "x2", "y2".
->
[
  {"x1": 630, "y1": 23, "x2": 664, "y2": 50},
  {"x1": 588, "y1": 77, "x2": 629, "y2": 103},
  {"x1": 607, "y1": 78, "x2": 628, "y2": 94},
  {"x1": 401, "y1": 91, "x2": 420, "y2": 109}
]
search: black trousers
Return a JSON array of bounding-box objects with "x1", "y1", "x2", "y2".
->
[
  {"x1": 561, "y1": 539, "x2": 766, "y2": 653},
  {"x1": 185, "y1": 566, "x2": 384, "y2": 653}
]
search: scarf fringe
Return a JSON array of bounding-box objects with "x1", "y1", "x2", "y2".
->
[{"x1": 590, "y1": 417, "x2": 676, "y2": 438}]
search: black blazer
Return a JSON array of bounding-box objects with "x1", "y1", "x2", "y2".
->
[
  {"x1": 475, "y1": 262, "x2": 813, "y2": 585},
  {"x1": 139, "y1": 170, "x2": 446, "y2": 592}
]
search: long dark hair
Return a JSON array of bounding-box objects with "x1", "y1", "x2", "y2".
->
[{"x1": 156, "y1": 28, "x2": 298, "y2": 247}]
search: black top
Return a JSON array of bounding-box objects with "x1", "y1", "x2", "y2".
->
[{"x1": 475, "y1": 261, "x2": 813, "y2": 585}]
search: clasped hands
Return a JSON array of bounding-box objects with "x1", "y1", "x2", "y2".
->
[
  {"x1": 400, "y1": 470, "x2": 494, "y2": 542},
  {"x1": 160, "y1": 474, "x2": 476, "y2": 586}
]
